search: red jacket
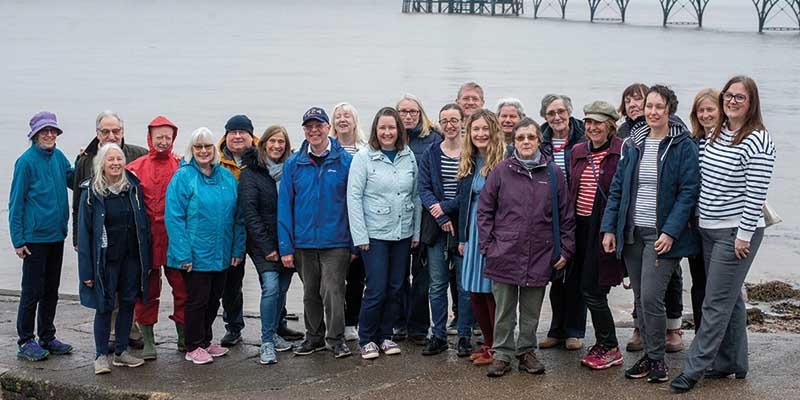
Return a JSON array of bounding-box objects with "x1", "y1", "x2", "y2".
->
[{"x1": 126, "y1": 116, "x2": 180, "y2": 268}]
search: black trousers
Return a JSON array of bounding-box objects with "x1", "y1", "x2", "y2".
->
[
  {"x1": 688, "y1": 255, "x2": 706, "y2": 331},
  {"x1": 17, "y1": 242, "x2": 64, "y2": 345},
  {"x1": 576, "y1": 216, "x2": 618, "y2": 349},
  {"x1": 222, "y1": 260, "x2": 246, "y2": 334},
  {"x1": 344, "y1": 256, "x2": 365, "y2": 326},
  {"x1": 395, "y1": 245, "x2": 430, "y2": 337},
  {"x1": 184, "y1": 270, "x2": 227, "y2": 352}
]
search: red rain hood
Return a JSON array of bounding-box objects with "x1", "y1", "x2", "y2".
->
[{"x1": 147, "y1": 115, "x2": 178, "y2": 158}]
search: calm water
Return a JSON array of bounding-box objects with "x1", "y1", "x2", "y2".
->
[{"x1": 1, "y1": 0, "x2": 798, "y2": 306}]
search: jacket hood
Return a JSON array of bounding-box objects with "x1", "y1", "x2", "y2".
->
[
  {"x1": 240, "y1": 146, "x2": 264, "y2": 171},
  {"x1": 147, "y1": 116, "x2": 178, "y2": 157},
  {"x1": 541, "y1": 117, "x2": 585, "y2": 144},
  {"x1": 218, "y1": 133, "x2": 260, "y2": 166},
  {"x1": 628, "y1": 114, "x2": 690, "y2": 147}
]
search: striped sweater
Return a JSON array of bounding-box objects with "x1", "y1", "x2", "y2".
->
[{"x1": 698, "y1": 126, "x2": 776, "y2": 241}]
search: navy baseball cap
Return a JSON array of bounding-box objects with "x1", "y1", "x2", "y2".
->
[{"x1": 302, "y1": 107, "x2": 329, "y2": 125}]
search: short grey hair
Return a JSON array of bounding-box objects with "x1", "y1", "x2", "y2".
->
[
  {"x1": 539, "y1": 94, "x2": 573, "y2": 118},
  {"x1": 184, "y1": 127, "x2": 221, "y2": 165},
  {"x1": 496, "y1": 98, "x2": 526, "y2": 118},
  {"x1": 95, "y1": 110, "x2": 124, "y2": 130}
]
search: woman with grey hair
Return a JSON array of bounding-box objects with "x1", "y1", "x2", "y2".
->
[
  {"x1": 496, "y1": 98, "x2": 525, "y2": 144},
  {"x1": 538, "y1": 93, "x2": 587, "y2": 352},
  {"x1": 165, "y1": 127, "x2": 246, "y2": 365},
  {"x1": 78, "y1": 143, "x2": 151, "y2": 374}
]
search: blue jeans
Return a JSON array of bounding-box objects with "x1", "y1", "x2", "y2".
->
[
  {"x1": 428, "y1": 234, "x2": 473, "y2": 339},
  {"x1": 94, "y1": 256, "x2": 140, "y2": 357},
  {"x1": 359, "y1": 238, "x2": 411, "y2": 347},
  {"x1": 259, "y1": 270, "x2": 293, "y2": 344}
]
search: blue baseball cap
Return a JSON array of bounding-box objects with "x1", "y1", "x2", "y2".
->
[{"x1": 302, "y1": 107, "x2": 329, "y2": 125}]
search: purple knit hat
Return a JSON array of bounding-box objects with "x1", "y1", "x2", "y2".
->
[{"x1": 28, "y1": 111, "x2": 63, "y2": 140}]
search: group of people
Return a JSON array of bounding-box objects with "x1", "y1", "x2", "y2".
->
[{"x1": 9, "y1": 76, "x2": 775, "y2": 394}]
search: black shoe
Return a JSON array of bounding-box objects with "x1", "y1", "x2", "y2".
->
[
  {"x1": 277, "y1": 326, "x2": 304, "y2": 341},
  {"x1": 392, "y1": 328, "x2": 407, "y2": 342},
  {"x1": 293, "y1": 340, "x2": 326, "y2": 356},
  {"x1": 128, "y1": 337, "x2": 144, "y2": 350},
  {"x1": 647, "y1": 358, "x2": 669, "y2": 383},
  {"x1": 332, "y1": 343, "x2": 352, "y2": 359},
  {"x1": 410, "y1": 335, "x2": 428, "y2": 346},
  {"x1": 422, "y1": 337, "x2": 449, "y2": 356},
  {"x1": 670, "y1": 373, "x2": 697, "y2": 393},
  {"x1": 625, "y1": 355, "x2": 652, "y2": 379},
  {"x1": 220, "y1": 331, "x2": 242, "y2": 348},
  {"x1": 456, "y1": 337, "x2": 473, "y2": 357},
  {"x1": 285, "y1": 312, "x2": 300, "y2": 321}
]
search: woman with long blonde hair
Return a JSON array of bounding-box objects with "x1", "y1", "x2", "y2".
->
[{"x1": 455, "y1": 109, "x2": 506, "y2": 366}]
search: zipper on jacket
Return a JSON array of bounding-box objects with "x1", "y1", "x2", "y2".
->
[{"x1": 130, "y1": 185, "x2": 147, "y2": 295}]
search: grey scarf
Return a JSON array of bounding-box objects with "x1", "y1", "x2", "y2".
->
[
  {"x1": 514, "y1": 149, "x2": 541, "y2": 171},
  {"x1": 266, "y1": 158, "x2": 283, "y2": 184}
]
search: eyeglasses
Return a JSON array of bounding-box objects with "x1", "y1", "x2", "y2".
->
[
  {"x1": 439, "y1": 118, "x2": 461, "y2": 126},
  {"x1": 303, "y1": 122, "x2": 327, "y2": 132},
  {"x1": 722, "y1": 92, "x2": 748, "y2": 104},
  {"x1": 545, "y1": 109, "x2": 568, "y2": 119},
  {"x1": 38, "y1": 127, "x2": 59, "y2": 137},
  {"x1": 192, "y1": 144, "x2": 214, "y2": 150},
  {"x1": 97, "y1": 128, "x2": 122, "y2": 136},
  {"x1": 514, "y1": 134, "x2": 539, "y2": 142},
  {"x1": 398, "y1": 109, "x2": 420, "y2": 117}
]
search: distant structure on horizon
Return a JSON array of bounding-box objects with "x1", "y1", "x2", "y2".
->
[{"x1": 400, "y1": 0, "x2": 800, "y2": 33}]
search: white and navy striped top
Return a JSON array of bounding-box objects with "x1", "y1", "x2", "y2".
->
[
  {"x1": 440, "y1": 153, "x2": 460, "y2": 200},
  {"x1": 698, "y1": 127, "x2": 775, "y2": 241},
  {"x1": 552, "y1": 138, "x2": 567, "y2": 171},
  {"x1": 633, "y1": 138, "x2": 661, "y2": 228}
]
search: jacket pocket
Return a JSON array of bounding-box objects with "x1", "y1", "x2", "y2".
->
[
  {"x1": 369, "y1": 205, "x2": 392, "y2": 215},
  {"x1": 486, "y1": 231, "x2": 520, "y2": 270}
]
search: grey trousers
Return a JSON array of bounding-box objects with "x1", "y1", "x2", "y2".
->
[
  {"x1": 491, "y1": 282, "x2": 546, "y2": 363},
  {"x1": 623, "y1": 227, "x2": 681, "y2": 361},
  {"x1": 295, "y1": 248, "x2": 350, "y2": 347},
  {"x1": 682, "y1": 227, "x2": 764, "y2": 380}
]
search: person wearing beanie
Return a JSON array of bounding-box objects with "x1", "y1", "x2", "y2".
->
[
  {"x1": 218, "y1": 114, "x2": 260, "y2": 347},
  {"x1": 9, "y1": 111, "x2": 75, "y2": 361},
  {"x1": 126, "y1": 116, "x2": 186, "y2": 360}
]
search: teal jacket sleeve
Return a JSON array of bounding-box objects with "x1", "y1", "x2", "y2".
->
[
  {"x1": 346, "y1": 152, "x2": 370, "y2": 247},
  {"x1": 9, "y1": 158, "x2": 30, "y2": 248},
  {"x1": 165, "y1": 170, "x2": 192, "y2": 266}
]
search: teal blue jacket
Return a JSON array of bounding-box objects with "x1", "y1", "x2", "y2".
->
[
  {"x1": 165, "y1": 159, "x2": 245, "y2": 272},
  {"x1": 347, "y1": 146, "x2": 421, "y2": 246},
  {"x1": 9, "y1": 144, "x2": 74, "y2": 248}
]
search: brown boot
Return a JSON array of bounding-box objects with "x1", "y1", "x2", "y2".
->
[
  {"x1": 517, "y1": 351, "x2": 545, "y2": 374},
  {"x1": 665, "y1": 329, "x2": 685, "y2": 353},
  {"x1": 626, "y1": 328, "x2": 643, "y2": 352},
  {"x1": 486, "y1": 359, "x2": 511, "y2": 377}
]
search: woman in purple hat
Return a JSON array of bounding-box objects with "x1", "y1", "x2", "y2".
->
[{"x1": 9, "y1": 111, "x2": 75, "y2": 361}]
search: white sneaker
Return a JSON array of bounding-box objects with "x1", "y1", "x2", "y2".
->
[{"x1": 344, "y1": 326, "x2": 359, "y2": 342}]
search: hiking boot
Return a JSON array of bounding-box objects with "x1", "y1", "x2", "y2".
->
[
  {"x1": 538, "y1": 337, "x2": 564, "y2": 349},
  {"x1": 517, "y1": 351, "x2": 545, "y2": 374},
  {"x1": 422, "y1": 336, "x2": 449, "y2": 356},
  {"x1": 625, "y1": 355, "x2": 652, "y2": 379},
  {"x1": 456, "y1": 337, "x2": 473, "y2": 357},
  {"x1": 140, "y1": 324, "x2": 157, "y2": 360},
  {"x1": 670, "y1": 373, "x2": 698, "y2": 393},
  {"x1": 112, "y1": 351, "x2": 144, "y2": 368},
  {"x1": 565, "y1": 337, "x2": 583, "y2": 350},
  {"x1": 626, "y1": 328, "x2": 643, "y2": 352},
  {"x1": 259, "y1": 343, "x2": 277, "y2": 365},
  {"x1": 647, "y1": 358, "x2": 669, "y2": 383},
  {"x1": 175, "y1": 323, "x2": 186, "y2": 353},
  {"x1": 582, "y1": 345, "x2": 624, "y2": 370},
  {"x1": 277, "y1": 326, "x2": 304, "y2": 341},
  {"x1": 665, "y1": 329, "x2": 685, "y2": 353},
  {"x1": 360, "y1": 342, "x2": 380, "y2": 359},
  {"x1": 39, "y1": 338, "x2": 74, "y2": 355},
  {"x1": 486, "y1": 359, "x2": 511, "y2": 377},
  {"x1": 206, "y1": 343, "x2": 229, "y2": 357},
  {"x1": 380, "y1": 339, "x2": 402, "y2": 355},
  {"x1": 293, "y1": 340, "x2": 326, "y2": 356},
  {"x1": 344, "y1": 326, "x2": 359, "y2": 342},
  {"x1": 17, "y1": 339, "x2": 49, "y2": 361},
  {"x1": 220, "y1": 331, "x2": 241, "y2": 347},
  {"x1": 273, "y1": 334, "x2": 293, "y2": 352},
  {"x1": 94, "y1": 355, "x2": 111, "y2": 375},
  {"x1": 185, "y1": 347, "x2": 213, "y2": 364},
  {"x1": 333, "y1": 342, "x2": 352, "y2": 359}
]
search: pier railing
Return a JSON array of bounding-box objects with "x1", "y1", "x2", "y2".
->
[{"x1": 400, "y1": 0, "x2": 800, "y2": 33}]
